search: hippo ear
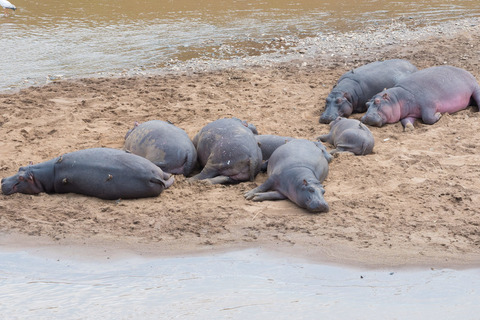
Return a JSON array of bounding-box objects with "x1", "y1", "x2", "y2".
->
[
  {"x1": 382, "y1": 92, "x2": 389, "y2": 100},
  {"x1": 134, "y1": 121, "x2": 139, "y2": 127},
  {"x1": 303, "y1": 179, "x2": 308, "y2": 186},
  {"x1": 28, "y1": 161, "x2": 33, "y2": 166}
]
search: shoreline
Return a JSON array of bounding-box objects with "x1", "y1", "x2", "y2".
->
[
  {"x1": 1, "y1": 20, "x2": 480, "y2": 268},
  {"x1": 2, "y1": 17, "x2": 479, "y2": 94}
]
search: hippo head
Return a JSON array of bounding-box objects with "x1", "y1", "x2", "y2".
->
[
  {"x1": 295, "y1": 179, "x2": 329, "y2": 213},
  {"x1": 361, "y1": 93, "x2": 394, "y2": 127},
  {"x1": 1, "y1": 165, "x2": 43, "y2": 195},
  {"x1": 319, "y1": 92, "x2": 353, "y2": 124}
]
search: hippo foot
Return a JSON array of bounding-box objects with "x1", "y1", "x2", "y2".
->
[
  {"x1": 332, "y1": 150, "x2": 355, "y2": 158},
  {"x1": 206, "y1": 176, "x2": 240, "y2": 185},
  {"x1": 317, "y1": 134, "x2": 329, "y2": 142},
  {"x1": 404, "y1": 122, "x2": 415, "y2": 132}
]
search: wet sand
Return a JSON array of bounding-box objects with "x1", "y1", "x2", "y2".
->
[{"x1": 1, "y1": 21, "x2": 480, "y2": 268}]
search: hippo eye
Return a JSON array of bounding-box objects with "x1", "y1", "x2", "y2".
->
[
  {"x1": 308, "y1": 187, "x2": 315, "y2": 193},
  {"x1": 18, "y1": 176, "x2": 25, "y2": 181}
]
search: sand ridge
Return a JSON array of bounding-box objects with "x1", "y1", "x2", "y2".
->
[{"x1": 1, "y1": 25, "x2": 480, "y2": 268}]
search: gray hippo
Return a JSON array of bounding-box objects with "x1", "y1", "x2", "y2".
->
[
  {"x1": 255, "y1": 135, "x2": 295, "y2": 161},
  {"x1": 1, "y1": 148, "x2": 174, "y2": 200},
  {"x1": 244, "y1": 139, "x2": 331, "y2": 213},
  {"x1": 318, "y1": 117, "x2": 374, "y2": 155},
  {"x1": 124, "y1": 120, "x2": 197, "y2": 176},
  {"x1": 361, "y1": 65, "x2": 480, "y2": 130},
  {"x1": 255, "y1": 134, "x2": 295, "y2": 171},
  {"x1": 189, "y1": 118, "x2": 262, "y2": 184},
  {"x1": 319, "y1": 59, "x2": 418, "y2": 124}
]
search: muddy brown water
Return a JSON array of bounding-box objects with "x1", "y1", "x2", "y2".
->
[{"x1": 1, "y1": 0, "x2": 480, "y2": 91}]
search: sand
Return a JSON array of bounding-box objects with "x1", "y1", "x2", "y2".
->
[{"x1": 1, "y1": 23, "x2": 480, "y2": 268}]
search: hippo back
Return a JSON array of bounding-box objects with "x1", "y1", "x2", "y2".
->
[
  {"x1": 53, "y1": 148, "x2": 171, "y2": 199},
  {"x1": 268, "y1": 139, "x2": 329, "y2": 182},
  {"x1": 124, "y1": 120, "x2": 197, "y2": 176},
  {"x1": 338, "y1": 59, "x2": 418, "y2": 108}
]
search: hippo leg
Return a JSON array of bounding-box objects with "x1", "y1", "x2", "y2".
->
[
  {"x1": 330, "y1": 148, "x2": 355, "y2": 155},
  {"x1": 422, "y1": 108, "x2": 442, "y2": 125},
  {"x1": 317, "y1": 133, "x2": 332, "y2": 144},
  {"x1": 245, "y1": 178, "x2": 274, "y2": 200},
  {"x1": 248, "y1": 191, "x2": 287, "y2": 201},
  {"x1": 206, "y1": 175, "x2": 240, "y2": 184},
  {"x1": 401, "y1": 117, "x2": 417, "y2": 131},
  {"x1": 153, "y1": 174, "x2": 175, "y2": 188}
]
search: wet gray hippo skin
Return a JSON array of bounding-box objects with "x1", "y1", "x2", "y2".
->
[
  {"x1": 1, "y1": 148, "x2": 174, "y2": 200},
  {"x1": 124, "y1": 120, "x2": 197, "y2": 176},
  {"x1": 318, "y1": 117, "x2": 374, "y2": 155},
  {"x1": 189, "y1": 118, "x2": 262, "y2": 184},
  {"x1": 244, "y1": 139, "x2": 332, "y2": 213},
  {"x1": 361, "y1": 65, "x2": 480, "y2": 130},
  {"x1": 255, "y1": 134, "x2": 295, "y2": 171},
  {"x1": 319, "y1": 59, "x2": 418, "y2": 124}
]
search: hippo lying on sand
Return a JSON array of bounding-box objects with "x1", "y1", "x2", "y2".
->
[
  {"x1": 1, "y1": 148, "x2": 174, "y2": 200},
  {"x1": 361, "y1": 65, "x2": 480, "y2": 130},
  {"x1": 124, "y1": 120, "x2": 197, "y2": 176},
  {"x1": 245, "y1": 139, "x2": 332, "y2": 213},
  {"x1": 189, "y1": 118, "x2": 262, "y2": 184},
  {"x1": 318, "y1": 117, "x2": 374, "y2": 155},
  {"x1": 319, "y1": 59, "x2": 418, "y2": 124}
]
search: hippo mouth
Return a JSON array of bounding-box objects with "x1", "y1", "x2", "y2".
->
[
  {"x1": 361, "y1": 113, "x2": 385, "y2": 127},
  {"x1": 306, "y1": 197, "x2": 329, "y2": 213},
  {"x1": 319, "y1": 113, "x2": 338, "y2": 124},
  {"x1": 1, "y1": 181, "x2": 17, "y2": 195}
]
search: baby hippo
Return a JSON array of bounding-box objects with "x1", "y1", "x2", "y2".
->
[
  {"x1": 245, "y1": 139, "x2": 332, "y2": 213},
  {"x1": 318, "y1": 117, "x2": 374, "y2": 155}
]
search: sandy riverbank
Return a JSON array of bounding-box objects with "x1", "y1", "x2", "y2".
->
[{"x1": 1, "y1": 21, "x2": 480, "y2": 268}]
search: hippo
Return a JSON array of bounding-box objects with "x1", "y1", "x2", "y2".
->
[
  {"x1": 124, "y1": 120, "x2": 197, "y2": 176},
  {"x1": 1, "y1": 148, "x2": 174, "y2": 200},
  {"x1": 189, "y1": 118, "x2": 262, "y2": 184},
  {"x1": 318, "y1": 117, "x2": 374, "y2": 155},
  {"x1": 319, "y1": 59, "x2": 418, "y2": 124},
  {"x1": 361, "y1": 65, "x2": 480, "y2": 130},
  {"x1": 244, "y1": 139, "x2": 332, "y2": 213},
  {"x1": 255, "y1": 134, "x2": 295, "y2": 171},
  {"x1": 255, "y1": 135, "x2": 295, "y2": 161}
]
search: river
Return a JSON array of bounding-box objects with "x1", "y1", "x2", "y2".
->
[{"x1": 1, "y1": 0, "x2": 479, "y2": 91}]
